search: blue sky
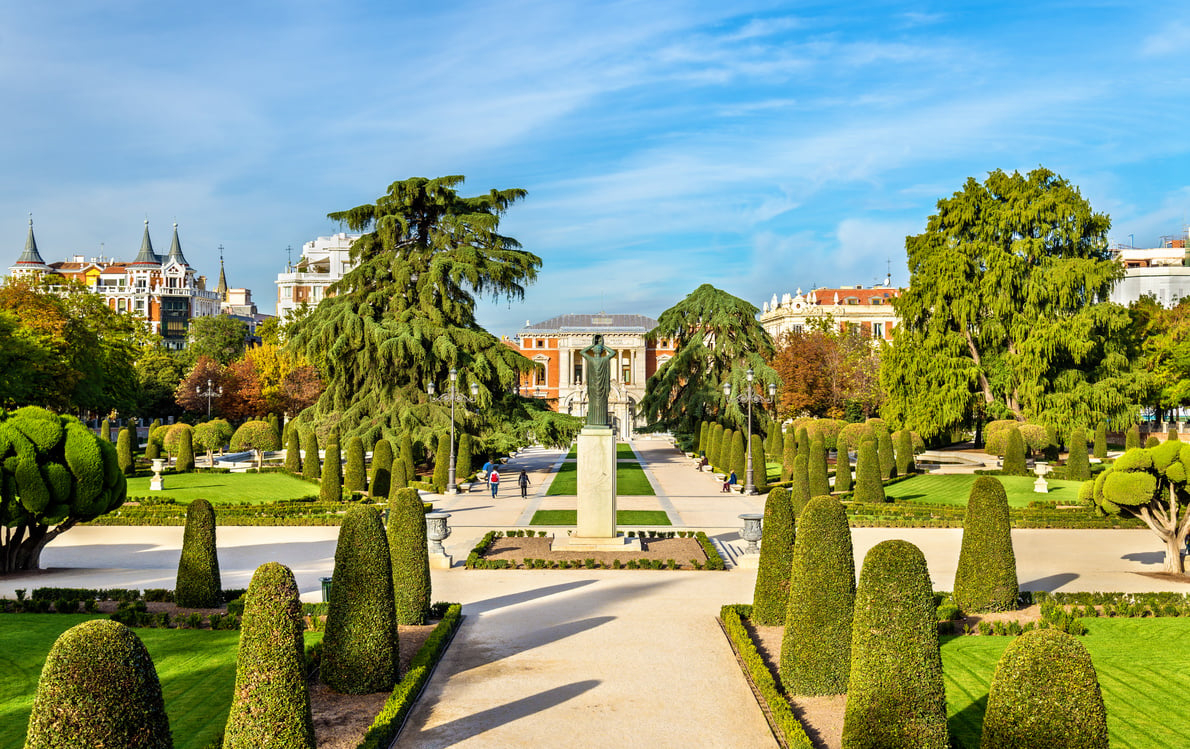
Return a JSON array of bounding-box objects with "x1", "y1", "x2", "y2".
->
[{"x1": 3, "y1": 1, "x2": 1189, "y2": 336}]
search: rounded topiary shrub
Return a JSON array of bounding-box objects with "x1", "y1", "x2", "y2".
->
[
  {"x1": 319, "y1": 438, "x2": 342, "y2": 502},
  {"x1": 1002, "y1": 425, "x2": 1028, "y2": 476},
  {"x1": 842, "y1": 539, "x2": 948, "y2": 749},
  {"x1": 117, "y1": 427, "x2": 135, "y2": 476},
  {"x1": 370, "y1": 438, "x2": 393, "y2": 497},
  {"x1": 175, "y1": 498, "x2": 222, "y2": 608},
  {"x1": 1067, "y1": 427, "x2": 1091, "y2": 481},
  {"x1": 808, "y1": 434, "x2": 830, "y2": 498},
  {"x1": 953, "y1": 477, "x2": 1018, "y2": 613},
  {"x1": 980, "y1": 629, "x2": 1108, "y2": 749},
  {"x1": 323, "y1": 505, "x2": 398, "y2": 693},
  {"x1": 780, "y1": 495, "x2": 855, "y2": 695},
  {"x1": 853, "y1": 439, "x2": 885, "y2": 503},
  {"x1": 790, "y1": 454, "x2": 810, "y2": 513},
  {"x1": 25, "y1": 619, "x2": 172, "y2": 748},
  {"x1": 223, "y1": 562, "x2": 314, "y2": 749},
  {"x1": 284, "y1": 428, "x2": 301, "y2": 474},
  {"x1": 344, "y1": 436, "x2": 366, "y2": 493},
  {"x1": 1145, "y1": 435, "x2": 1160, "y2": 448},
  {"x1": 389, "y1": 486, "x2": 431, "y2": 625},
  {"x1": 750, "y1": 486, "x2": 795, "y2": 626},
  {"x1": 301, "y1": 430, "x2": 320, "y2": 481}
]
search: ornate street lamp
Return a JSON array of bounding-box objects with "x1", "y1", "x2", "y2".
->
[
  {"x1": 427, "y1": 368, "x2": 479, "y2": 494},
  {"x1": 197, "y1": 378, "x2": 223, "y2": 419},
  {"x1": 723, "y1": 368, "x2": 778, "y2": 495}
]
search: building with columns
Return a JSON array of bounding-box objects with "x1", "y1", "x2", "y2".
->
[
  {"x1": 512, "y1": 313, "x2": 676, "y2": 439},
  {"x1": 758, "y1": 279, "x2": 902, "y2": 342}
]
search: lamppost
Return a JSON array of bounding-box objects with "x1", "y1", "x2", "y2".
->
[
  {"x1": 427, "y1": 368, "x2": 479, "y2": 494},
  {"x1": 723, "y1": 368, "x2": 777, "y2": 495},
  {"x1": 197, "y1": 378, "x2": 223, "y2": 419}
]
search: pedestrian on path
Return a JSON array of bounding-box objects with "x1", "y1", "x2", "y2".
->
[
  {"x1": 518, "y1": 469, "x2": 531, "y2": 498},
  {"x1": 489, "y1": 468, "x2": 500, "y2": 498},
  {"x1": 721, "y1": 470, "x2": 736, "y2": 493}
]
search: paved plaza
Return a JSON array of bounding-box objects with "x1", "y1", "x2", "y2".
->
[{"x1": 5, "y1": 438, "x2": 1189, "y2": 747}]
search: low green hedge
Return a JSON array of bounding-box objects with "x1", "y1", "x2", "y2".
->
[
  {"x1": 355, "y1": 603, "x2": 462, "y2": 749},
  {"x1": 720, "y1": 604, "x2": 813, "y2": 749},
  {"x1": 464, "y1": 530, "x2": 726, "y2": 570}
]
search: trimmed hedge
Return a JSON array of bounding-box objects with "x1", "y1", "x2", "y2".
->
[
  {"x1": 696, "y1": 531, "x2": 726, "y2": 570},
  {"x1": 749, "y1": 433, "x2": 767, "y2": 492},
  {"x1": 223, "y1": 562, "x2": 314, "y2": 748},
  {"x1": 876, "y1": 425, "x2": 896, "y2": 479},
  {"x1": 1066, "y1": 428, "x2": 1091, "y2": 481},
  {"x1": 834, "y1": 436, "x2": 852, "y2": 493},
  {"x1": 782, "y1": 429, "x2": 796, "y2": 481},
  {"x1": 320, "y1": 438, "x2": 342, "y2": 503},
  {"x1": 790, "y1": 454, "x2": 810, "y2": 513},
  {"x1": 345, "y1": 436, "x2": 367, "y2": 493},
  {"x1": 1093, "y1": 421, "x2": 1107, "y2": 459},
  {"x1": 176, "y1": 427, "x2": 195, "y2": 472},
  {"x1": 853, "y1": 439, "x2": 885, "y2": 503},
  {"x1": 1002, "y1": 426, "x2": 1028, "y2": 476},
  {"x1": 780, "y1": 495, "x2": 855, "y2": 695},
  {"x1": 750, "y1": 486, "x2": 795, "y2": 625},
  {"x1": 431, "y1": 434, "x2": 449, "y2": 492},
  {"x1": 389, "y1": 487, "x2": 431, "y2": 625},
  {"x1": 118, "y1": 427, "x2": 135, "y2": 476},
  {"x1": 894, "y1": 429, "x2": 915, "y2": 476},
  {"x1": 1125, "y1": 424, "x2": 1140, "y2": 451},
  {"x1": 25, "y1": 619, "x2": 171, "y2": 748},
  {"x1": 301, "y1": 430, "x2": 320, "y2": 481},
  {"x1": 842, "y1": 539, "x2": 948, "y2": 748},
  {"x1": 953, "y1": 476, "x2": 1018, "y2": 613},
  {"x1": 730, "y1": 430, "x2": 746, "y2": 481},
  {"x1": 398, "y1": 432, "x2": 415, "y2": 488},
  {"x1": 323, "y1": 505, "x2": 398, "y2": 693},
  {"x1": 174, "y1": 498, "x2": 222, "y2": 608},
  {"x1": 370, "y1": 439, "x2": 393, "y2": 498},
  {"x1": 980, "y1": 628, "x2": 1108, "y2": 748},
  {"x1": 808, "y1": 434, "x2": 830, "y2": 498},
  {"x1": 456, "y1": 433, "x2": 473, "y2": 485},
  {"x1": 284, "y1": 429, "x2": 301, "y2": 474}
]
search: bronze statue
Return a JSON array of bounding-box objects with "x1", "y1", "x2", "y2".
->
[{"x1": 580, "y1": 334, "x2": 617, "y2": 427}]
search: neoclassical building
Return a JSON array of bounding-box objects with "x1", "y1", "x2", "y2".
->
[
  {"x1": 758, "y1": 281, "x2": 901, "y2": 342},
  {"x1": 511, "y1": 313, "x2": 676, "y2": 439},
  {"x1": 8, "y1": 219, "x2": 221, "y2": 349}
]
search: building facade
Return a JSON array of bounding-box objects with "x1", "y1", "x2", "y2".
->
[
  {"x1": 1108, "y1": 230, "x2": 1190, "y2": 308},
  {"x1": 8, "y1": 219, "x2": 222, "y2": 349},
  {"x1": 758, "y1": 280, "x2": 901, "y2": 342},
  {"x1": 274, "y1": 233, "x2": 361, "y2": 319},
  {"x1": 511, "y1": 313, "x2": 676, "y2": 439}
]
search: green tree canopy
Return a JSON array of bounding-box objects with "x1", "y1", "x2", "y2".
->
[
  {"x1": 186, "y1": 314, "x2": 248, "y2": 366},
  {"x1": 882, "y1": 167, "x2": 1145, "y2": 440},
  {"x1": 639, "y1": 284, "x2": 777, "y2": 439}
]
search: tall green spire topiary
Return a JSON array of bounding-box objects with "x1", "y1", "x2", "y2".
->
[
  {"x1": 175, "y1": 498, "x2": 221, "y2": 608},
  {"x1": 749, "y1": 432, "x2": 767, "y2": 491},
  {"x1": 766, "y1": 424, "x2": 783, "y2": 461},
  {"x1": 894, "y1": 429, "x2": 915, "y2": 476},
  {"x1": 25, "y1": 619, "x2": 172, "y2": 748},
  {"x1": 456, "y1": 432, "x2": 474, "y2": 482},
  {"x1": 320, "y1": 436, "x2": 341, "y2": 502},
  {"x1": 301, "y1": 430, "x2": 320, "y2": 481},
  {"x1": 389, "y1": 486, "x2": 431, "y2": 624},
  {"x1": 176, "y1": 426, "x2": 195, "y2": 472},
  {"x1": 953, "y1": 477, "x2": 1018, "y2": 613},
  {"x1": 1170, "y1": 424, "x2": 1180, "y2": 441},
  {"x1": 1002, "y1": 425, "x2": 1028, "y2": 476},
  {"x1": 1066, "y1": 427, "x2": 1090, "y2": 481},
  {"x1": 399, "y1": 431, "x2": 415, "y2": 484},
  {"x1": 782, "y1": 429, "x2": 796, "y2": 481},
  {"x1": 267, "y1": 413, "x2": 281, "y2": 447},
  {"x1": 853, "y1": 439, "x2": 885, "y2": 503},
  {"x1": 834, "y1": 435, "x2": 852, "y2": 493},
  {"x1": 1125, "y1": 424, "x2": 1140, "y2": 451},
  {"x1": 145, "y1": 419, "x2": 161, "y2": 461},
  {"x1": 431, "y1": 433, "x2": 450, "y2": 492},
  {"x1": 795, "y1": 426, "x2": 810, "y2": 461},
  {"x1": 223, "y1": 562, "x2": 315, "y2": 749},
  {"x1": 709, "y1": 423, "x2": 723, "y2": 468},
  {"x1": 117, "y1": 427, "x2": 135, "y2": 477},
  {"x1": 780, "y1": 495, "x2": 855, "y2": 695},
  {"x1": 980, "y1": 629, "x2": 1108, "y2": 749},
  {"x1": 787, "y1": 455, "x2": 809, "y2": 516},
  {"x1": 100, "y1": 418, "x2": 111, "y2": 443},
  {"x1": 751, "y1": 486, "x2": 794, "y2": 626},
  {"x1": 808, "y1": 434, "x2": 830, "y2": 497},
  {"x1": 1043, "y1": 423, "x2": 1061, "y2": 461},
  {"x1": 370, "y1": 438, "x2": 393, "y2": 497},
  {"x1": 842, "y1": 539, "x2": 948, "y2": 748},
  {"x1": 284, "y1": 428, "x2": 301, "y2": 474},
  {"x1": 875, "y1": 425, "x2": 896, "y2": 479},
  {"x1": 698, "y1": 421, "x2": 709, "y2": 454},
  {"x1": 1093, "y1": 420, "x2": 1107, "y2": 459},
  {"x1": 344, "y1": 436, "x2": 366, "y2": 493},
  {"x1": 391, "y1": 442, "x2": 409, "y2": 490},
  {"x1": 323, "y1": 506, "x2": 398, "y2": 693},
  {"x1": 730, "y1": 430, "x2": 746, "y2": 480}
]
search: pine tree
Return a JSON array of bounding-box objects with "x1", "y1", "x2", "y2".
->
[
  {"x1": 301, "y1": 430, "x2": 320, "y2": 482},
  {"x1": 370, "y1": 439, "x2": 393, "y2": 497},
  {"x1": 319, "y1": 437, "x2": 341, "y2": 502},
  {"x1": 854, "y1": 439, "x2": 885, "y2": 503},
  {"x1": 344, "y1": 436, "x2": 366, "y2": 493},
  {"x1": 808, "y1": 434, "x2": 830, "y2": 497},
  {"x1": 117, "y1": 427, "x2": 135, "y2": 477}
]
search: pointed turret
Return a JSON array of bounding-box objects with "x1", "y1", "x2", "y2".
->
[
  {"x1": 14, "y1": 216, "x2": 48, "y2": 267},
  {"x1": 215, "y1": 257, "x2": 228, "y2": 301},
  {"x1": 130, "y1": 219, "x2": 160, "y2": 266},
  {"x1": 165, "y1": 222, "x2": 188, "y2": 266}
]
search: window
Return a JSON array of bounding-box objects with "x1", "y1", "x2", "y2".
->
[
  {"x1": 537, "y1": 339, "x2": 545, "y2": 348},
  {"x1": 574, "y1": 360, "x2": 583, "y2": 385},
  {"x1": 622, "y1": 364, "x2": 631, "y2": 384},
  {"x1": 873, "y1": 322, "x2": 884, "y2": 339}
]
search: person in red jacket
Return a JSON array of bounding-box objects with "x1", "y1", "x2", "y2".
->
[{"x1": 489, "y1": 468, "x2": 500, "y2": 498}]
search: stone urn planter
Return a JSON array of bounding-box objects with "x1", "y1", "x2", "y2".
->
[{"x1": 739, "y1": 513, "x2": 763, "y2": 554}]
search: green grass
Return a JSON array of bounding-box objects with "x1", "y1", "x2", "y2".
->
[
  {"x1": 125, "y1": 471, "x2": 319, "y2": 504},
  {"x1": 546, "y1": 460, "x2": 656, "y2": 496},
  {"x1": 564, "y1": 443, "x2": 638, "y2": 460},
  {"x1": 883, "y1": 474, "x2": 1084, "y2": 508},
  {"x1": 529, "y1": 509, "x2": 672, "y2": 526},
  {"x1": 0, "y1": 613, "x2": 324, "y2": 748},
  {"x1": 942, "y1": 618, "x2": 1190, "y2": 748}
]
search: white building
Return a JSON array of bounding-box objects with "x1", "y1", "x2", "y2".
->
[
  {"x1": 1108, "y1": 230, "x2": 1190, "y2": 308},
  {"x1": 759, "y1": 278, "x2": 901, "y2": 342},
  {"x1": 274, "y1": 233, "x2": 361, "y2": 318}
]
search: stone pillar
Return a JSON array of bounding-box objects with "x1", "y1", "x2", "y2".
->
[{"x1": 553, "y1": 425, "x2": 641, "y2": 551}]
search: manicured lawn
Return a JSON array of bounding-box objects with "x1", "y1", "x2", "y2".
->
[
  {"x1": 884, "y1": 473, "x2": 1084, "y2": 508},
  {"x1": 546, "y1": 460, "x2": 656, "y2": 496},
  {"x1": 564, "y1": 443, "x2": 637, "y2": 459},
  {"x1": 942, "y1": 618, "x2": 1190, "y2": 748},
  {"x1": 126, "y1": 471, "x2": 319, "y2": 504},
  {"x1": 529, "y1": 509, "x2": 672, "y2": 526},
  {"x1": 0, "y1": 613, "x2": 324, "y2": 748}
]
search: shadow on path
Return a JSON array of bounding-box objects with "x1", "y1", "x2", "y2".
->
[
  {"x1": 465, "y1": 579, "x2": 598, "y2": 615},
  {"x1": 1019, "y1": 572, "x2": 1079, "y2": 591},
  {"x1": 399, "y1": 680, "x2": 601, "y2": 749},
  {"x1": 1122, "y1": 551, "x2": 1169, "y2": 566}
]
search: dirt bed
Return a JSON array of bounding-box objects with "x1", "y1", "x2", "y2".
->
[
  {"x1": 479, "y1": 535, "x2": 708, "y2": 568},
  {"x1": 747, "y1": 622, "x2": 845, "y2": 749}
]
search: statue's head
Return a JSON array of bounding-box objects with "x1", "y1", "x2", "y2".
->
[{"x1": 593, "y1": 334, "x2": 603, "y2": 345}]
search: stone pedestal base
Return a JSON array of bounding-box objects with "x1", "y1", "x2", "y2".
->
[
  {"x1": 428, "y1": 553, "x2": 453, "y2": 570},
  {"x1": 1033, "y1": 477, "x2": 1049, "y2": 494},
  {"x1": 577, "y1": 425, "x2": 617, "y2": 538},
  {"x1": 150, "y1": 477, "x2": 163, "y2": 491},
  {"x1": 551, "y1": 535, "x2": 643, "y2": 552}
]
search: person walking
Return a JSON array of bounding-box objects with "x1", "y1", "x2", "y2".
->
[
  {"x1": 518, "y1": 469, "x2": 531, "y2": 498},
  {"x1": 489, "y1": 468, "x2": 500, "y2": 498}
]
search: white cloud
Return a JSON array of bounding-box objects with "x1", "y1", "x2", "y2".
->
[{"x1": 1141, "y1": 21, "x2": 1190, "y2": 56}]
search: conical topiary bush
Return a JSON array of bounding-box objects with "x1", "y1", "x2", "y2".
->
[
  {"x1": 320, "y1": 437, "x2": 341, "y2": 502},
  {"x1": 456, "y1": 432, "x2": 473, "y2": 483},
  {"x1": 808, "y1": 434, "x2": 830, "y2": 498},
  {"x1": 345, "y1": 436, "x2": 366, "y2": 494},
  {"x1": 780, "y1": 495, "x2": 855, "y2": 695},
  {"x1": 389, "y1": 486, "x2": 431, "y2": 624},
  {"x1": 25, "y1": 619, "x2": 172, "y2": 748},
  {"x1": 842, "y1": 539, "x2": 948, "y2": 748},
  {"x1": 749, "y1": 433, "x2": 767, "y2": 491},
  {"x1": 176, "y1": 426, "x2": 195, "y2": 472},
  {"x1": 853, "y1": 439, "x2": 885, "y2": 503},
  {"x1": 1125, "y1": 424, "x2": 1140, "y2": 451},
  {"x1": 894, "y1": 429, "x2": 915, "y2": 476},
  {"x1": 980, "y1": 628, "x2": 1108, "y2": 749},
  {"x1": 432, "y1": 434, "x2": 450, "y2": 493},
  {"x1": 782, "y1": 429, "x2": 796, "y2": 481},
  {"x1": 876, "y1": 426, "x2": 896, "y2": 480},
  {"x1": 1002, "y1": 425, "x2": 1028, "y2": 476},
  {"x1": 399, "y1": 432, "x2": 415, "y2": 484},
  {"x1": 730, "y1": 430, "x2": 746, "y2": 482},
  {"x1": 284, "y1": 428, "x2": 301, "y2": 474},
  {"x1": 118, "y1": 427, "x2": 135, "y2": 477},
  {"x1": 322, "y1": 506, "x2": 398, "y2": 693},
  {"x1": 834, "y1": 435, "x2": 852, "y2": 493},
  {"x1": 175, "y1": 498, "x2": 222, "y2": 608},
  {"x1": 1066, "y1": 428, "x2": 1090, "y2": 481},
  {"x1": 953, "y1": 477, "x2": 1018, "y2": 613},
  {"x1": 223, "y1": 562, "x2": 315, "y2": 749},
  {"x1": 1093, "y1": 421, "x2": 1107, "y2": 459},
  {"x1": 370, "y1": 438, "x2": 393, "y2": 498},
  {"x1": 790, "y1": 453, "x2": 810, "y2": 514},
  {"x1": 301, "y1": 430, "x2": 320, "y2": 482},
  {"x1": 750, "y1": 486, "x2": 795, "y2": 625},
  {"x1": 100, "y1": 418, "x2": 111, "y2": 443}
]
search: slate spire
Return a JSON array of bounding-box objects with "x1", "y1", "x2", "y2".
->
[
  {"x1": 131, "y1": 219, "x2": 160, "y2": 265},
  {"x1": 15, "y1": 215, "x2": 47, "y2": 266},
  {"x1": 165, "y1": 222, "x2": 188, "y2": 266}
]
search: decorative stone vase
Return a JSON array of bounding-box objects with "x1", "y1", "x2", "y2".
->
[
  {"x1": 1033, "y1": 462, "x2": 1050, "y2": 494},
  {"x1": 425, "y1": 511, "x2": 453, "y2": 556},
  {"x1": 150, "y1": 458, "x2": 166, "y2": 491},
  {"x1": 739, "y1": 513, "x2": 764, "y2": 554}
]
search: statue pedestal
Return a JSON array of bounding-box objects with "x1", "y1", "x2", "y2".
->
[{"x1": 552, "y1": 425, "x2": 641, "y2": 552}]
